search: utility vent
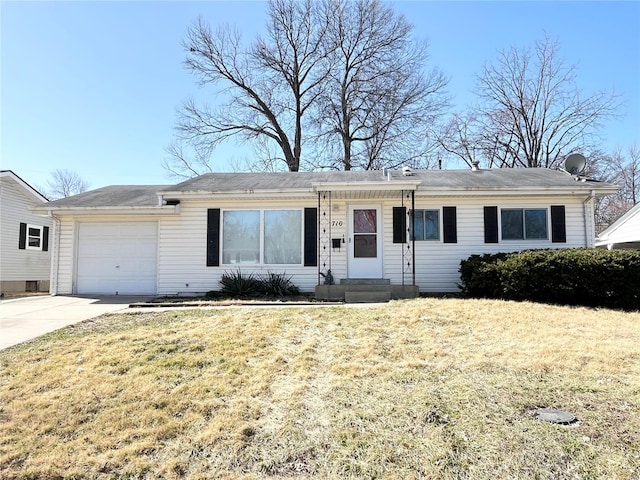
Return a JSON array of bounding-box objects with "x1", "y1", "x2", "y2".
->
[
  {"x1": 402, "y1": 166, "x2": 414, "y2": 176},
  {"x1": 25, "y1": 281, "x2": 39, "y2": 292},
  {"x1": 535, "y1": 408, "x2": 577, "y2": 425}
]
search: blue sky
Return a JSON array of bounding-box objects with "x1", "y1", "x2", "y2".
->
[{"x1": 2, "y1": 1, "x2": 639, "y2": 191}]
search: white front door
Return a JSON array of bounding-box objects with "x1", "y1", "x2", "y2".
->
[{"x1": 348, "y1": 205, "x2": 383, "y2": 278}]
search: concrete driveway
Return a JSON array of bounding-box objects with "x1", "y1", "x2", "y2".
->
[{"x1": 0, "y1": 295, "x2": 153, "y2": 350}]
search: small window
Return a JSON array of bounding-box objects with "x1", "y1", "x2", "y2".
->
[
  {"x1": 26, "y1": 224, "x2": 43, "y2": 250},
  {"x1": 501, "y1": 209, "x2": 548, "y2": 240},
  {"x1": 411, "y1": 209, "x2": 440, "y2": 241}
]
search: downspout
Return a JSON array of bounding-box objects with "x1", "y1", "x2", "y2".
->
[
  {"x1": 317, "y1": 191, "x2": 321, "y2": 286},
  {"x1": 411, "y1": 190, "x2": 416, "y2": 286},
  {"x1": 48, "y1": 211, "x2": 60, "y2": 296},
  {"x1": 583, "y1": 190, "x2": 596, "y2": 248}
]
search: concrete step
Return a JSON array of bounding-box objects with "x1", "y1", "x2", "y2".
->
[
  {"x1": 315, "y1": 284, "x2": 419, "y2": 301},
  {"x1": 344, "y1": 290, "x2": 391, "y2": 303}
]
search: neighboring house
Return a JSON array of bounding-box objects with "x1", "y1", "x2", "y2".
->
[
  {"x1": 0, "y1": 170, "x2": 52, "y2": 294},
  {"x1": 595, "y1": 203, "x2": 640, "y2": 250},
  {"x1": 32, "y1": 168, "x2": 617, "y2": 300}
]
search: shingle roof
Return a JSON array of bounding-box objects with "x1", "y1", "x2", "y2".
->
[
  {"x1": 43, "y1": 185, "x2": 168, "y2": 208},
  {"x1": 164, "y1": 168, "x2": 610, "y2": 192},
  {"x1": 38, "y1": 169, "x2": 615, "y2": 209}
]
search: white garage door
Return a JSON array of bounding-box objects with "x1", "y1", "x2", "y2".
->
[{"x1": 77, "y1": 222, "x2": 158, "y2": 295}]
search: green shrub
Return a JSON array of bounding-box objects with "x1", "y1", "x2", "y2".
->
[
  {"x1": 458, "y1": 252, "x2": 510, "y2": 298},
  {"x1": 459, "y1": 249, "x2": 640, "y2": 311},
  {"x1": 219, "y1": 270, "x2": 261, "y2": 298},
  {"x1": 258, "y1": 272, "x2": 300, "y2": 297},
  {"x1": 219, "y1": 270, "x2": 300, "y2": 298}
]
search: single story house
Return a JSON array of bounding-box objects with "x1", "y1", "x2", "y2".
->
[
  {"x1": 32, "y1": 168, "x2": 617, "y2": 300},
  {"x1": 1, "y1": 170, "x2": 52, "y2": 294},
  {"x1": 595, "y1": 202, "x2": 640, "y2": 250}
]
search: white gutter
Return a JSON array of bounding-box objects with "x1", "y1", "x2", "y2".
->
[
  {"x1": 312, "y1": 180, "x2": 422, "y2": 192},
  {"x1": 155, "y1": 184, "x2": 616, "y2": 200},
  {"x1": 160, "y1": 188, "x2": 316, "y2": 199},
  {"x1": 31, "y1": 205, "x2": 180, "y2": 216}
]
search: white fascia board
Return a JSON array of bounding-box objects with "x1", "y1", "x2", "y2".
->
[
  {"x1": 414, "y1": 185, "x2": 619, "y2": 197},
  {"x1": 29, "y1": 205, "x2": 181, "y2": 216},
  {"x1": 312, "y1": 180, "x2": 422, "y2": 192},
  {"x1": 159, "y1": 188, "x2": 316, "y2": 200}
]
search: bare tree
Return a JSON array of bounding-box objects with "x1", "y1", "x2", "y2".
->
[
  {"x1": 615, "y1": 144, "x2": 639, "y2": 205},
  {"x1": 169, "y1": 0, "x2": 329, "y2": 175},
  {"x1": 163, "y1": 140, "x2": 215, "y2": 180},
  {"x1": 442, "y1": 36, "x2": 619, "y2": 170},
  {"x1": 42, "y1": 169, "x2": 89, "y2": 200},
  {"x1": 312, "y1": 0, "x2": 448, "y2": 171},
  {"x1": 594, "y1": 145, "x2": 639, "y2": 231},
  {"x1": 168, "y1": 0, "x2": 448, "y2": 176}
]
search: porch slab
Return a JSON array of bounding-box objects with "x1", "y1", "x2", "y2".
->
[
  {"x1": 315, "y1": 284, "x2": 419, "y2": 302},
  {"x1": 340, "y1": 278, "x2": 391, "y2": 285}
]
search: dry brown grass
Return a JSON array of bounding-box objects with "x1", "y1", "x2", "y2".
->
[{"x1": 1, "y1": 298, "x2": 638, "y2": 479}]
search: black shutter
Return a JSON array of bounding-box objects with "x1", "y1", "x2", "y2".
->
[
  {"x1": 443, "y1": 206, "x2": 457, "y2": 243},
  {"x1": 393, "y1": 207, "x2": 407, "y2": 243},
  {"x1": 42, "y1": 226, "x2": 49, "y2": 252},
  {"x1": 484, "y1": 206, "x2": 499, "y2": 243},
  {"x1": 304, "y1": 207, "x2": 317, "y2": 266},
  {"x1": 18, "y1": 222, "x2": 27, "y2": 250},
  {"x1": 206, "y1": 209, "x2": 220, "y2": 266},
  {"x1": 551, "y1": 205, "x2": 567, "y2": 243}
]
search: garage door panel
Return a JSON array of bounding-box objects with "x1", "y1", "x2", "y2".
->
[{"x1": 77, "y1": 222, "x2": 157, "y2": 295}]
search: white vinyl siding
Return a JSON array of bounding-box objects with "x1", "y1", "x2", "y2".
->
[
  {"x1": 157, "y1": 200, "x2": 319, "y2": 295},
  {"x1": 402, "y1": 196, "x2": 589, "y2": 292},
  {"x1": 0, "y1": 178, "x2": 51, "y2": 284},
  {"x1": 51, "y1": 193, "x2": 594, "y2": 296}
]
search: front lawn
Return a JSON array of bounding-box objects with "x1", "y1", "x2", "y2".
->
[{"x1": 1, "y1": 299, "x2": 638, "y2": 479}]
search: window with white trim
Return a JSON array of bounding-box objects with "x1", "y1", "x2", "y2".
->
[
  {"x1": 222, "y1": 209, "x2": 302, "y2": 265},
  {"x1": 411, "y1": 209, "x2": 440, "y2": 241},
  {"x1": 501, "y1": 208, "x2": 548, "y2": 240},
  {"x1": 26, "y1": 224, "x2": 44, "y2": 250}
]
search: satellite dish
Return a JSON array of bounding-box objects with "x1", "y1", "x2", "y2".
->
[{"x1": 565, "y1": 153, "x2": 586, "y2": 175}]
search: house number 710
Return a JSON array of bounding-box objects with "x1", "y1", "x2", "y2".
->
[{"x1": 331, "y1": 220, "x2": 343, "y2": 227}]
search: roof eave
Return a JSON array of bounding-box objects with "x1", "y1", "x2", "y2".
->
[
  {"x1": 1, "y1": 170, "x2": 49, "y2": 203},
  {"x1": 30, "y1": 205, "x2": 181, "y2": 216},
  {"x1": 312, "y1": 180, "x2": 422, "y2": 192},
  {"x1": 415, "y1": 185, "x2": 619, "y2": 196},
  {"x1": 160, "y1": 188, "x2": 316, "y2": 199}
]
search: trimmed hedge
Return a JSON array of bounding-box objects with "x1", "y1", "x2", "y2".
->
[{"x1": 460, "y1": 249, "x2": 640, "y2": 311}]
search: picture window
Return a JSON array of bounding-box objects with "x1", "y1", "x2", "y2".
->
[{"x1": 222, "y1": 209, "x2": 302, "y2": 265}]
